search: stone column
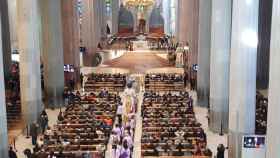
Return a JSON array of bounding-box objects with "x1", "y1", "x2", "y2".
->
[
  {"x1": 112, "y1": 0, "x2": 119, "y2": 35},
  {"x1": 209, "y1": 0, "x2": 231, "y2": 133},
  {"x1": 228, "y1": 0, "x2": 259, "y2": 158},
  {"x1": 96, "y1": 0, "x2": 101, "y2": 36},
  {"x1": 256, "y1": 0, "x2": 273, "y2": 89},
  {"x1": 81, "y1": 0, "x2": 98, "y2": 66},
  {"x1": 61, "y1": 0, "x2": 80, "y2": 86},
  {"x1": 99, "y1": 0, "x2": 106, "y2": 38},
  {"x1": 266, "y1": 0, "x2": 280, "y2": 157},
  {"x1": 178, "y1": 0, "x2": 188, "y2": 44},
  {"x1": 7, "y1": 0, "x2": 18, "y2": 51},
  {"x1": 197, "y1": 0, "x2": 211, "y2": 107},
  {"x1": 177, "y1": 0, "x2": 199, "y2": 66},
  {"x1": 17, "y1": 0, "x2": 43, "y2": 124},
  {"x1": 0, "y1": 0, "x2": 12, "y2": 77},
  {"x1": 41, "y1": 0, "x2": 65, "y2": 108},
  {"x1": 0, "y1": 11, "x2": 9, "y2": 158}
]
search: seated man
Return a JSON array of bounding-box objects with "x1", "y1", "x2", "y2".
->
[{"x1": 173, "y1": 142, "x2": 184, "y2": 156}]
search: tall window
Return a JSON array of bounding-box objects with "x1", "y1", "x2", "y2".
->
[
  {"x1": 105, "y1": 0, "x2": 112, "y2": 16},
  {"x1": 77, "y1": 0, "x2": 82, "y2": 24},
  {"x1": 170, "y1": 0, "x2": 177, "y2": 36},
  {"x1": 162, "y1": 0, "x2": 178, "y2": 36}
]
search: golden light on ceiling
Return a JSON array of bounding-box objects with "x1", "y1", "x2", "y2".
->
[{"x1": 124, "y1": 0, "x2": 155, "y2": 7}]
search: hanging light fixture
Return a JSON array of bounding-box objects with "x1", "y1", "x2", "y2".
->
[{"x1": 124, "y1": 0, "x2": 155, "y2": 8}]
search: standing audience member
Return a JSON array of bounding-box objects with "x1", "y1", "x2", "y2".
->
[
  {"x1": 80, "y1": 73, "x2": 84, "y2": 87},
  {"x1": 57, "y1": 111, "x2": 64, "y2": 122},
  {"x1": 23, "y1": 149, "x2": 35, "y2": 158},
  {"x1": 33, "y1": 144, "x2": 40, "y2": 153},
  {"x1": 8, "y1": 146, "x2": 17, "y2": 158},
  {"x1": 217, "y1": 144, "x2": 225, "y2": 158},
  {"x1": 39, "y1": 110, "x2": 48, "y2": 134},
  {"x1": 30, "y1": 122, "x2": 39, "y2": 146},
  {"x1": 69, "y1": 79, "x2": 75, "y2": 90}
]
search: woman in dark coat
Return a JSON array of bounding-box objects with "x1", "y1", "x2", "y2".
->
[{"x1": 217, "y1": 144, "x2": 225, "y2": 158}]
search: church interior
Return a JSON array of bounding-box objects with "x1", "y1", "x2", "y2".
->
[{"x1": 0, "y1": 0, "x2": 278, "y2": 158}]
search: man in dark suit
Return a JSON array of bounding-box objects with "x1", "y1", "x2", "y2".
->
[
  {"x1": 30, "y1": 122, "x2": 39, "y2": 146},
  {"x1": 8, "y1": 146, "x2": 17, "y2": 158}
]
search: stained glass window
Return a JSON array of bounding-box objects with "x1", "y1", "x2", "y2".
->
[{"x1": 105, "y1": 0, "x2": 112, "y2": 16}]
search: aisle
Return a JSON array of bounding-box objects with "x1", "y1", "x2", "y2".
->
[
  {"x1": 105, "y1": 92, "x2": 124, "y2": 158},
  {"x1": 133, "y1": 91, "x2": 144, "y2": 158},
  {"x1": 131, "y1": 74, "x2": 145, "y2": 158},
  {"x1": 105, "y1": 74, "x2": 144, "y2": 158}
]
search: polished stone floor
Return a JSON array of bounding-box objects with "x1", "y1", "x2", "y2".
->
[{"x1": 11, "y1": 108, "x2": 62, "y2": 158}]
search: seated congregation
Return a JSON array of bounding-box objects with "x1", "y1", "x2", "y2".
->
[
  {"x1": 141, "y1": 91, "x2": 212, "y2": 157},
  {"x1": 13, "y1": 72, "x2": 216, "y2": 158},
  {"x1": 26, "y1": 90, "x2": 122, "y2": 158},
  {"x1": 84, "y1": 73, "x2": 126, "y2": 92},
  {"x1": 145, "y1": 73, "x2": 184, "y2": 91},
  {"x1": 255, "y1": 92, "x2": 268, "y2": 135}
]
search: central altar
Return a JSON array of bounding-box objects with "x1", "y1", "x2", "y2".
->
[
  {"x1": 132, "y1": 35, "x2": 149, "y2": 50},
  {"x1": 132, "y1": 40, "x2": 149, "y2": 50}
]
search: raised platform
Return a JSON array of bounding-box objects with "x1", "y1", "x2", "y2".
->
[
  {"x1": 101, "y1": 52, "x2": 172, "y2": 73},
  {"x1": 81, "y1": 67, "x2": 130, "y2": 74}
]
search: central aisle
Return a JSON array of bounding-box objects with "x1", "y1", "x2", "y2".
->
[
  {"x1": 133, "y1": 91, "x2": 144, "y2": 158},
  {"x1": 105, "y1": 74, "x2": 145, "y2": 158}
]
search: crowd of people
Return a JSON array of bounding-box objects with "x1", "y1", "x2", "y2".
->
[
  {"x1": 145, "y1": 74, "x2": 185, "y2": 91},
  {"x1": 22, "y1": 91, "x2": 121, "y2": 158},
  {"x1": 255, "y1": 92, "x2": 268, "y2": 135},
  {"x1": 141, "y1": 91, "x2": 212, "y2": 157},
  {"x1": 110, "y1": 85, "x2": 137, "y2": 158},
  {"x1": 84, "y1": 73, "x2": 126, "y2": 92},
  {"x1": 6, "y1": 69, "x2": 218, "y2": 158}
]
